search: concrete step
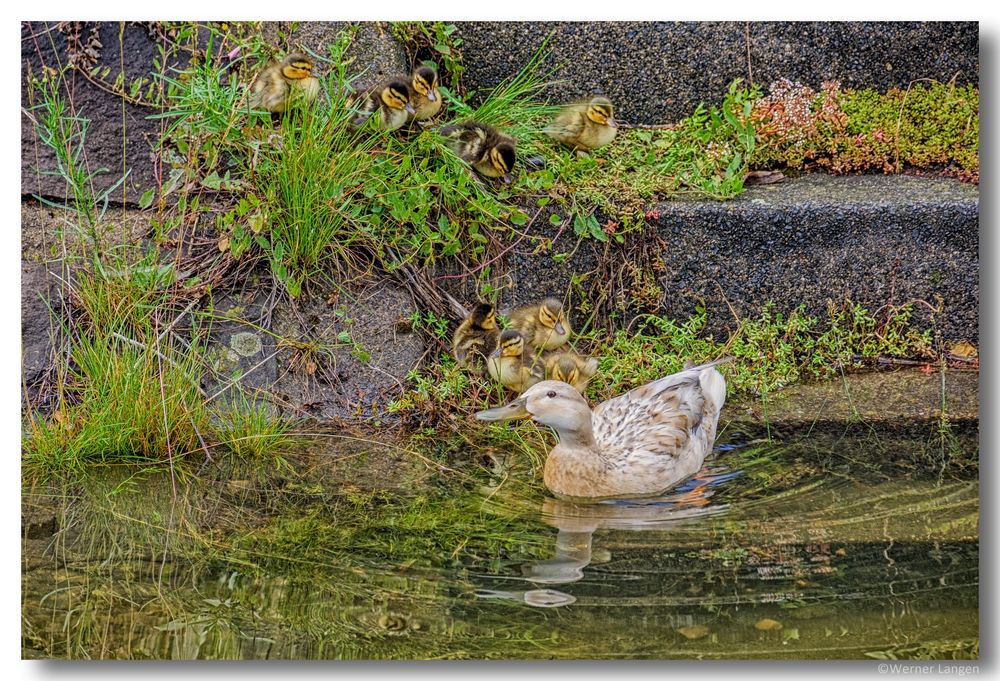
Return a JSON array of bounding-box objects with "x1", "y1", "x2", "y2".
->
[
  {"x1": 488, "y1": 174, "x2": 977, "y2": 345},
  {"x1": 456, "y1": 21, "x2": 978, "y2": 124}
]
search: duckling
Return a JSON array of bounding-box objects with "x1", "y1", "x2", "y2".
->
[
  {"x1": 350, "y1": 78, "x2": 416, "y2": 132},
  {"x1": 476, "y1": 358, "x2": 731, "y2": 501},
  {"x1": 545, "y1": 96, "x2": 618, "y2": 155},
  {"x1": 408, "y1": 65, "x2": 442, "y2": 121},
  {"x1": 487, "y1": 329, "x2": 544, "y2": 393},
  {"x1": 545, "y1": 351, "x2": 599, "y2": 393},
  {"x1": 249, "y1": 53, "x2": 320, "y2": 119},
  {"x1": 507, "y1": 298, "x2": 571, "y2": 352},
  {"x1": 452, "y1": 302, "x2": 499, "y2": 376},
  {"x1": 439, "y1": 121, "x2": 517, "y2": 183}
]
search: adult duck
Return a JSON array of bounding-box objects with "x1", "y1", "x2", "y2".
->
[{"x1": 476, "y1": 358, "x2": 729, "y2": 501}]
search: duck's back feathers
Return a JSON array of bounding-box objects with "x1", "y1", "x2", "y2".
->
[{"x1": 592, "y1": 358, "x2": 729, "y2": 462}]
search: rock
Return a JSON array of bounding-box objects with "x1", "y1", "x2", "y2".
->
[
  {"x1": 677, "y1": 624, "x2": 711, "y2": 640},
  {"x1": 21, "y1": 22, "x2": 178, "y2": 204},
  {"x1": 755, "y1": 618, "x2": 784, "y2": 631},
  {"x1": 263, "y1": 279, "x2": 423, "y2": 420}
]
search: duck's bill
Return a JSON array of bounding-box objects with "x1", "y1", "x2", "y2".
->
[
  {"x1": 405, "y1": 103, "x2": 417, "y2": 114},
  {"x1": 555, "y1": 322, "x2": 566, "y2": 335},
  {"x1": 427, "y1": 91, "x2": 437, "y2": 102},
  {"x1": 607, "y1": 117, "x2": 618, "y2": 128},
  {"x1": 475, "y1": 397, "x2": 531, "y2": 421},
  {"x1": 502, "y1": 173, "x2": 514, "y2": 185}
]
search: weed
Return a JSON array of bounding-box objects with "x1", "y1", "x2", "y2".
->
[
  {"x1": 214, "y1": 391, "x2": 298, "y2": 460},
  {"x1": 25, "y1": 64, "x2": 127, "y2": 251}
]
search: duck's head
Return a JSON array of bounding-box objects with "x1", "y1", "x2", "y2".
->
[
  {"x1": 538, "y1": 298, "x2": 568, "y2": 335},
  {"x1": 489, "y1": 141, "x2": 517, "y2": 183},
  {"x1": 476, "y1": 380, "x2": 590, "y2": 433},
  {"x1": 470, "y1": 302, "x2": 497, "y2": 330},
  {"x1": 381, "y1": 80, "x2": 417, "y2": 114},
  {"x1": 412, "y1": 65, "x2": 439, "y2": 102},
  {"x1": 491, "y1": 328, "x2": 526, "y2": 359},
  {"x1": 551, "y1": 356, "x2": 581, "y2": 386},
  {"x1": 586, "y1": 96, "x2": 617, "y2": 129},
  {"x1": 281, "y1": 53, "x2": 315, "y2": 80}
]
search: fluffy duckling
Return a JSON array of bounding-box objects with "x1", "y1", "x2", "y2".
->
[
  {"x1": 545, "y1": 96, "x2": 618, "y2": 155},
  {"x1": 350, "y1": 78, "x2": 416, "y2": 132},
  {"x1": 249, "y1": 53, "x2": 321, "y2": 118},
  {"x1": 408, "y1": 65, "x2": 442, "y2": 121},
  {"x1": 439, "y1": 122, "x2": 517, "y2": 183},
  {"x1": 452, "y1": 302, "x2": 499, "y2": 376},
  {"x1": 545, "y1": 351, "x2": 599, "y2": 393},
  {"x1": 507, "y1": 298, "x2": 571, "y2": 352},
  {"x1": 488, "y1": 329, "x2": 544, "y2": 393},
  {"x1": 476, "y1": 358, "x2": 730, "y2": 501}
]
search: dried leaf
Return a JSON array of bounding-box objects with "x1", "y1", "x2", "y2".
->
[{"x1": 949, "y1": 341, "x2": 978, "y2": 359}]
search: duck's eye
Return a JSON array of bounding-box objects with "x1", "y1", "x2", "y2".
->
[{"x1": 546, "y1": 391, "x2": 557, "y2": 398}]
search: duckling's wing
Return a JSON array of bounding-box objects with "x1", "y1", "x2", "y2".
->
[
  {"x1": 347, "y1": 90, "x2": 378, "y2": 127},
  {"x1": 544, "y1": 105, "x2": 586, "y2": 143},
  {"x1": 250, "y1": 71, "x2": 288, "y2": 111},
  {"x1": 440, "y1": 123, "x2": 487, "y2": 161},
  {"x1": 592, "y1": 361, "x2": 728, "y2": 459}
]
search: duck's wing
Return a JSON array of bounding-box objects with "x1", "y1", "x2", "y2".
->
[
  {"x1": 439, "y1": 123, "x2": 486, "y2": 161},
  {"x1": 249, "y1": 70, "x2": 288, "y2": 112},
  {"x1": 348, "y1": 90, "x2": 378, "y2": 128},
  {"x1": 591, "y1": 360, "x2": 729, "y2": 459},
  {"x1": 544, "y1": 105, "x2": 586, "y2": 143}
]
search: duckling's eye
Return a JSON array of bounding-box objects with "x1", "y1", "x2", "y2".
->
[{"x1": 546, "y1": 391, "x2": 557, "y2": 398}]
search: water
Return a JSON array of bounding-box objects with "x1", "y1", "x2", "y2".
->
[{"x1": 21, "y1": 373, "x2": 979, "y2": 660}]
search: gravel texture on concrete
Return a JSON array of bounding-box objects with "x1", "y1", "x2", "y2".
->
[
  {"x1": 459, "y1": 174, "x2": 978, "y2": 345},
  {"x1": 454, "y1": 21, "x2": 978, "y2": 124},
  {"x1": 650, "y1": 174, "x2": 979, "y2": 344}
]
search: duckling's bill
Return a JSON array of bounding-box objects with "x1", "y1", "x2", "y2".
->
[{"x1": 475, "y1": 397, "x2": 531, "y2": 421}]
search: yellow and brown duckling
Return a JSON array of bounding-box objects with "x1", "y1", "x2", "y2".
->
[
  {"x1": 507, "y1": 297, "x2": 571, "y2": 352},
  {"x1": 545, "y1": 96, "x2": 618, "y2": 155},
  {"x1": 249, "y1": 53, "x2": 321, "y2": 119},
  {"x1": 545, "y1": 351, "x2": 599, "y2": 393},
  {"x1": 439, "y1": 121, "x2": 517, "y2": 183},
  {"x1": 487, "y1": 329, "x2": 544, "y2": 393},
  {"x1": 408, "y1": 65, "x2": 442, "y2": 122},
  {"x1": 452, "y1": 302, "x2": 499, "y2": 376},
  {"x1": 350, "y1": 77, "x2": 416, "y2": 132}
]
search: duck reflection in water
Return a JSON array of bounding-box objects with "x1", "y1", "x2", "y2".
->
[{"x1": 520, "y1": 468, "x2": 742, "y2": 586}]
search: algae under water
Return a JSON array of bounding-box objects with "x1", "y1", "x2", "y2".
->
[{"x1": 21, "y1": 371, "x2": 978, "y2": 660}]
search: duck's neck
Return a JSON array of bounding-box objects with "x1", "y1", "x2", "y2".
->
[{"x1": 546, "y1": 404, "x2": 598, "y2": 453}]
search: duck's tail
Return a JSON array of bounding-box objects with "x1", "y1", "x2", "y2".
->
[{"x1": 697, "y1": 357, "x2": 730, "y2": 447}]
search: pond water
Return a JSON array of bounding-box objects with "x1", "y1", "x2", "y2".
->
[{"x1": 21, "y1": 372, "x2": 979, "y2": 660}]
